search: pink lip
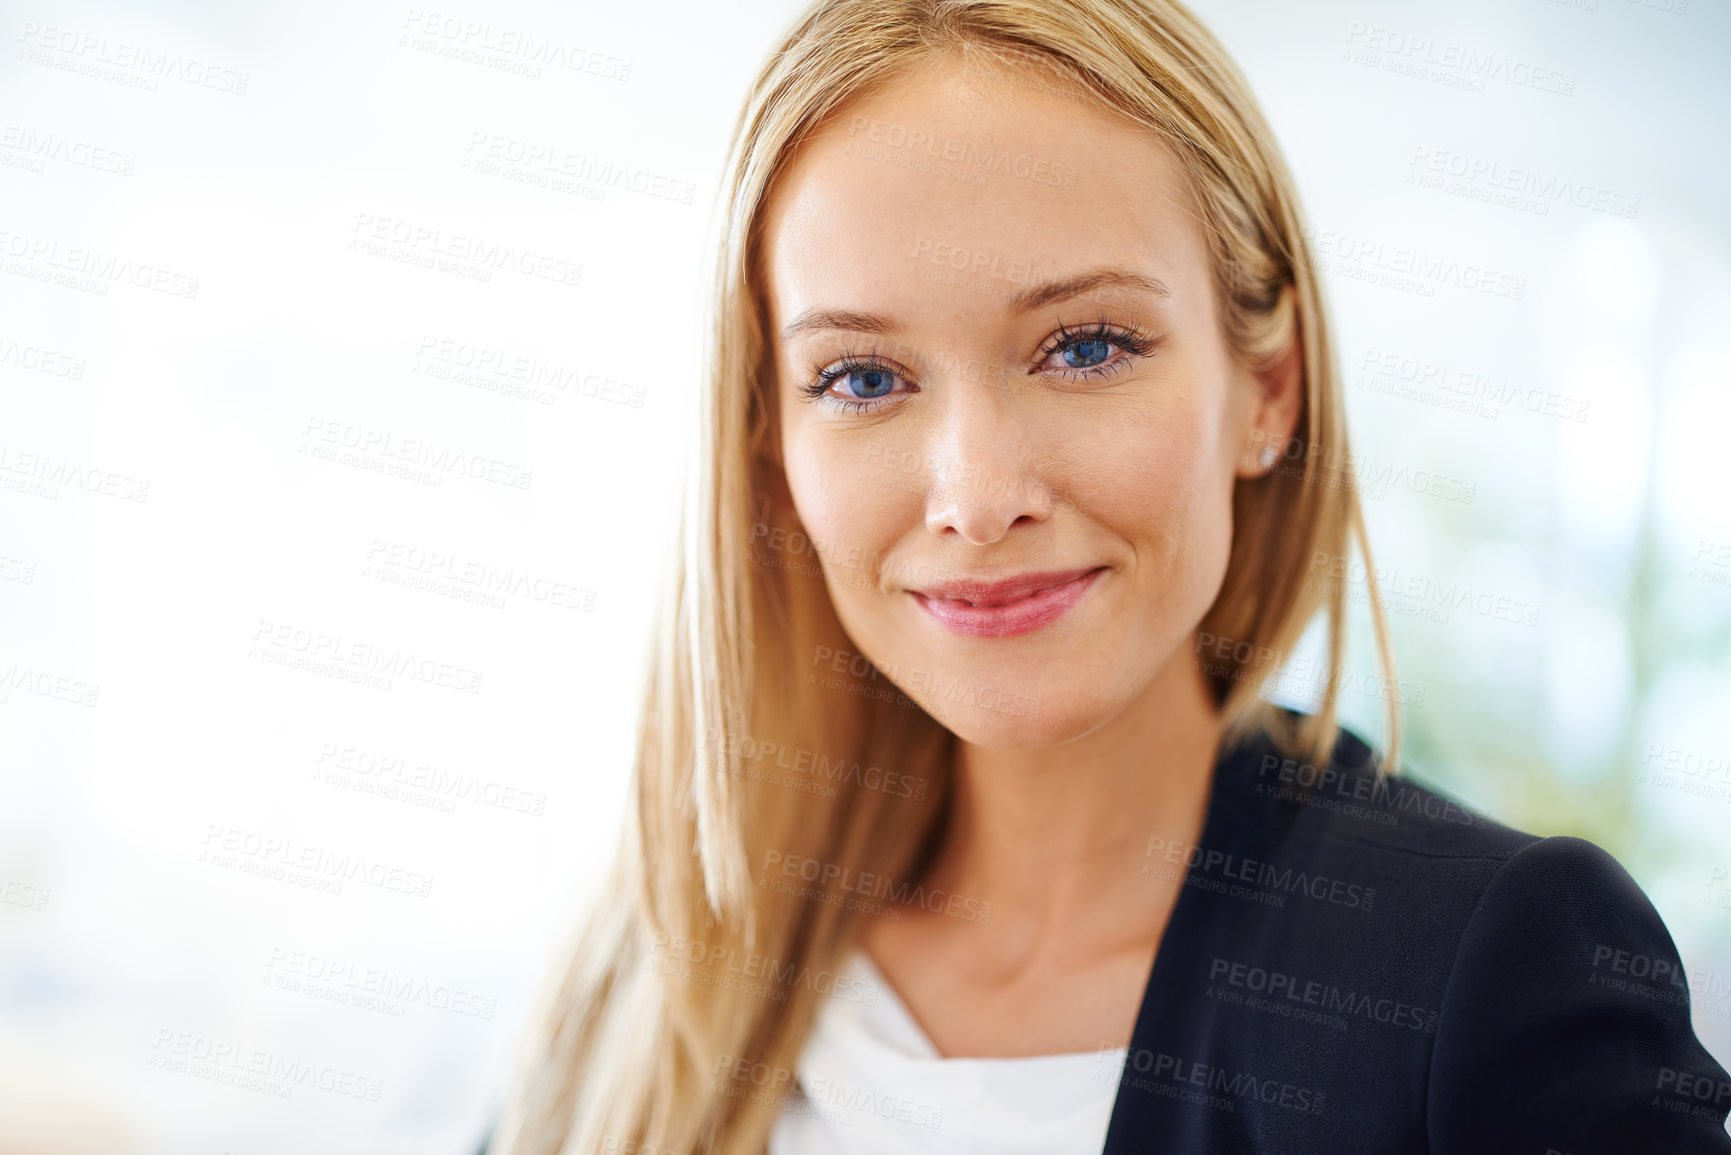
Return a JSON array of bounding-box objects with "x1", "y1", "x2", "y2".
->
[{"x1": 909, "y1": 566, "x2": 1107, "y2": 638}]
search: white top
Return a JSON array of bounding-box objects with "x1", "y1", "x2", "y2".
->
[{"x1": 768, "y1": 949, "x2": 1130, "y2": 1155}]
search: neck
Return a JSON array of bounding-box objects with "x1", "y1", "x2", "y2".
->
[{"x1": 925, "y1": 633, "x2": 1225, "y2": 953}]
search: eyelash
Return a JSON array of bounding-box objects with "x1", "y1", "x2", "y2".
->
[{"x1": 798, "y1": 319, "x2": 1159, "y2": 415}]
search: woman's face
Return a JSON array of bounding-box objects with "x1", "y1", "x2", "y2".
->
[{"x1": 761, "y1": 51, "x2": 1294, "y2": 748}]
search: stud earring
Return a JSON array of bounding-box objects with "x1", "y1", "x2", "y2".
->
[{"x1": 1258, "y1": 445, "x2": 1278, "y2": 469}]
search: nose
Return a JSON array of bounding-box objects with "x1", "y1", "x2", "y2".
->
[{"x1": 921, "y1": 377, "x2": 1054, "y2": 545}]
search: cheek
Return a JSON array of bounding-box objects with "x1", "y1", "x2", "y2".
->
[
  {"x1": 1063, "y1": 392, "x2": 1230, "y2": 568},
  {"x1": 780, "y1": 426, "x2": 913, "y2": 591}
]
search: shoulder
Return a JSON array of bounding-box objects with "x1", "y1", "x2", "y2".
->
[
  {"x1": 1245, "y1": 718, "x2": 1731, "y2": 1148},
  {"x1": 1425, "y1": 831, "x2": 1731, "y2": 1149},
  {"x1": 1250, "y1": 718, "x2": 1535, "y2": 863},
  {"x1": 1227, "y1": 719, "x2": 1541, "y2": 933},
  {"x1": 1249, "y1": 719, "x2": 1681, "y2": 958}
]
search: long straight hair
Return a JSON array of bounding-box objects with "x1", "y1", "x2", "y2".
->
[{"x1": 488, "y1": 2, "x2": 1401, "y2": 1152}]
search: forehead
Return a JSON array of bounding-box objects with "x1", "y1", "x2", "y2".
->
[{"x1": 759, "y1": 51, "x2": 1203, "y2": 333}]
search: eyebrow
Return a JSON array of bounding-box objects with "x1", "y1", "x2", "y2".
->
[{"x1": 778, "y1": 267, "x2": 1173, "y2": 340}]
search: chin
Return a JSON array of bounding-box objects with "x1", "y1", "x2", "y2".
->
[{"x1": 907, "y1": 682, "x2": 1128, "y2": 749}]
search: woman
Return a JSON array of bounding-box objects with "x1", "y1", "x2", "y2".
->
[{"x1": 483, "y1": 1, "x2": 1731, "y2": 1152}]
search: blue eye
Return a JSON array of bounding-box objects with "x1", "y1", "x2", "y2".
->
[
  {"x1": 1063, "y1": 339, "x2": 1111, "y2": 368},
  {"x1": 799, "y1": 356, "x2": 912, "y2": 413},
  {"x1": 841, "y1": 366, "x2": 897, "y2": 399},
  {"x1": 797, "y1": 321, "x2": 1157, "y2": 416},
  {"x1": 1037, "y1": 321, "x2": 1158, "y2": 381}
]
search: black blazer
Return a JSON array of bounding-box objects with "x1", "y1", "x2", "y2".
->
[
  {"x1": 1100, "y1": 712, "x2": 1731, "y2": 1154},
  {"x1": 473, "y1": 711, "x2": 1731, "y2": 1154}
]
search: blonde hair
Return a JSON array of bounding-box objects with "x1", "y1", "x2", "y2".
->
[{"x1": 487, "y1": 2, "x2": 1400, "y2": 1152}]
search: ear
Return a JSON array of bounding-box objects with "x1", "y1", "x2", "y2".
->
[{"x1": 1234, "y1": 290, "x2": 1305, "y2": 480}]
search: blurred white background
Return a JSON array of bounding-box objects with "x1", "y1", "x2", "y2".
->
[{"x1": 1, "y1": 0, "x2": 1727, "y2": 1151}]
